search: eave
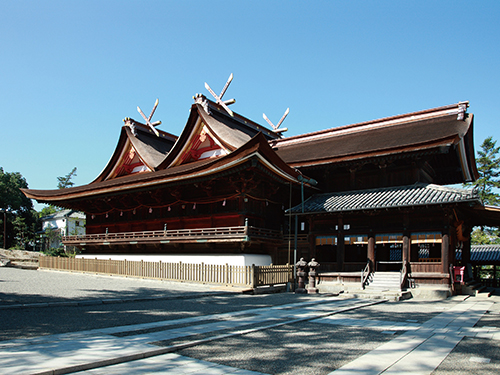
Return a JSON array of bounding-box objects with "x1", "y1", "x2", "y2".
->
[{"x1": 22, "y1": 133, "x2": 311, "y2": 205}]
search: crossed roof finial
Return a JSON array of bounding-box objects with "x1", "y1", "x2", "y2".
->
[
  {"x1": 263, "y1": 108, "x2": 289, "y2": 134},
  {"x1": 204, "y1": 73, "x2": 236, "y2": 117},
  {"x1": 136, "y1": 99, "x2": 162, "y2": 137}
]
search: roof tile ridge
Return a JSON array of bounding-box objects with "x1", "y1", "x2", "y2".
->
[
  {"x1": 426, "y1": 183, "x2": 476, "y2": 196},
  {"x1": 123, "y1": 119, "x2": 178, "y2": 141},
  {"x1": 272, "y1": 102, "x2": 469, "y2": 148},
  {"x1": 198, "y1": 96, "x2": 280, "y2": 138}
]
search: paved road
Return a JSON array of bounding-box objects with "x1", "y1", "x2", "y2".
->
[{"x1": 1, "y1": 268, "x2": 500, "y2": 374}]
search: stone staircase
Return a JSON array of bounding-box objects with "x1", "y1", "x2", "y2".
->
[
  {"x1": 461, "y1": 278, "x2": 490, "y2": 297},
  {"x1": 366, "y1": 271, "x2": 401, "y2": 291},
  {"x1": 346, "y1": 271, "x2": 411, "y2": 301},
  {"x1": 458, "y1": 264, "x2": 491, "y2": 298}
]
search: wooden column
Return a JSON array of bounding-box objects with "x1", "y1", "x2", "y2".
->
[
  {"x1": 403, "y1": 213, "x2": 410, "y2": 265},
  {"x1": 462, "y1": 238, "x2": 471, "y2": 265},
  {"x1": 403, "y1": 234, "x2": 410, "y2": 265},
  {"x1": 442, "y1": 229, "x2": 450, "y2": 275},
  {"x1": 337, "y1": 216, "x2": 345, "y2": 271},
  {"x1": 367, "y1": 233, "x2": 375, "y2": 270},
  {"x1": 309, "y1": 216, "x2": 316, "y2": 259}
]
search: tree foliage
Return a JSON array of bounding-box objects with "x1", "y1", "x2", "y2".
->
[
  {"x1": 38, "y1": 205, "x2": 58, "y2": 219},
  {"x1": 40, "y1": 167, "x2": 78, "y2": 218},
  {"x1": 470, "y1": 136, "x2": 500, "y2": 205},
  {"x1": 464, "y1": 136, "x2": 500, "y2": 244},
  {"x1": 0, "y1": 167, "x2": 38, "y2": 249},
  {"x1": 57, "y1": 167, "x2": 77, "y2": 189},
  {"x1": 471, "y1": 227, "x2": 500, "y2": 245}
]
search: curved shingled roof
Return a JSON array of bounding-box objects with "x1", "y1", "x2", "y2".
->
[
  {"x1": 470, "y1": 245, "x2": 500, "y2": 263},
  {"x1": 273, "y1": 102, "x2": 478, "y2": 183},
  {"x1": 92, "y1": 121, "x2": 177, "y2": 183},
  {"x1": 287, "y1": 183, "x2": 480, "y2": 214}
]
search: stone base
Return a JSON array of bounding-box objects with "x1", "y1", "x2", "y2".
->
[{"x1": 317, "y1": 280, "x2": 452, "y2": 300}]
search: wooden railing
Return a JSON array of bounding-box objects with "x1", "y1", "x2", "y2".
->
[
  {"x1": 361, "y1": 261, "x2": 371, "y2": 289},
  {"x1": 63, "y1": 226, "x2": 282, "y2": 246},
  {"x1": 39, "y1": 256, "x2": 293, "y2": 289},
  {"x1": 410, "y1": 262, "x2": 442, "y2": 273},
  {"x1": 283, "y1": 234, "x2": 309, "y2": 243},
  {"x1": 417, "y1": 258, "x2": 441, "y2": 263}
]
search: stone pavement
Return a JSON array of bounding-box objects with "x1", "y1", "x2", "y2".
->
[
  {"x1": 323, "y1": 298, "x2": 497, "y2": 374},
  {"x1": 0, "y1": 294, "x2": 498, "y2": 375},
  {"x1": 0, "y1": 296, "x2": 379, "y2": 375}
]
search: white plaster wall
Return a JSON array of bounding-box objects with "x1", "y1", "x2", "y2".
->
[
  {"x1": 76, "y1": 253, "x2": 273, "y2": 266},
  {"x1": 67, "y1": 218, "x2": 86, "y2": 236}
]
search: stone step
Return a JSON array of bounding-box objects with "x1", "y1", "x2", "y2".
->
[{"x1": 345, "y1": 289, "x2": 412, "y2": 302}]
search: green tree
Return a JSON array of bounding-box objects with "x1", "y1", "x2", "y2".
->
[
  {"x1": 41, "y1": 227, "x2": 67, "y2": 257},
  {"x1": 38, "y1": 205, "x2": 58, "y2": 219},
  {"x1": 38, "y1": 168, "x2": 78, "y2": 218},
  {"x1": 464, "y1": 136, "x2": 500, "y2": 244},
  {"x1": 470, "y1": 136, "x2": 500, "y2": 205},
  {"x1": 470, "y1": 227, "x2": 500, "y2": 245},
  {"x1": 57, "y1": 167, "x2": 77, "y2": 189},
  {"x1": 0, "y1": 167, "x2": 38, "y2": 249}
]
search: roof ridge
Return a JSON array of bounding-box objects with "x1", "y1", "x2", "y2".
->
[
  {"x1": 288, "y1": 183, "x2": 480, "y2": 214},
  {"x1": 313, "y1": 183, "x2": 475, "y2": 197},
  {"x1": 193, "y1": 95, "x2": 280, "y2": 139},
  {"x1": 272, "y1": 102, "x2": 469, "y2": 148}
]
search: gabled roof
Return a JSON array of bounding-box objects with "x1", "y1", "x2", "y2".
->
[
  {"x1": 92, "y1": 120, "x2": 177, "y2": 183},
  {"x1": 274, "y1": 102, "x2": 478, "y2": 183},
  {"x1": 157, "y1": 95, "x2": 281, "y2": 169},
  {"x1": 22, "y1": 133, "x2": 307, "y2": 206},
  {"x1": 287, "y1": 183, "x2": 480, "y2": 214}
]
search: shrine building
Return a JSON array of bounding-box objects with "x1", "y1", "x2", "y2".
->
[{"x1": 22, "y1": 82, "x2": 500, "y2": 293}]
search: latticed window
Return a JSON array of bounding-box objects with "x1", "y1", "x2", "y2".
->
[
  {"x1": 389, "y1": 243, "x2": 402, "y2": 261},
  {"x1": 418, "y1": 244, "x2": 430, "y2": 259}
]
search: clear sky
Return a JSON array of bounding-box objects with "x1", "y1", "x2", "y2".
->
[{"x1": 2, "y1": 1, "x2": 500, "y2": 210}]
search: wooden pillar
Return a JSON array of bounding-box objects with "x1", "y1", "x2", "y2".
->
[
  {"x1": 462, "y1": 238, "x2": 471, "y2": 265},
  {"x1": 442, "y1": 230, "x2": 450, "y2": 275},
  {"x1": 403, "y1": 234, "x2": 410, "y2": 265},
  {"x1": 337, "y1": 216, "x2": 345, "y2": 271},
  {"x1": 349, "y1": 168, "x2": 356, "y2": 190},
  {"x1": 403, "y1": 213, "x2": 410, "y2": 265},
  {"x1": 309, "y1": 217, "x2": 316, "y2": 259},
  {"x1": 367, "y1": 233, "x2": 375, "y2": 270}
]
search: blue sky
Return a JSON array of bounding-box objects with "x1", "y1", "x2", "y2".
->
[{"x1": 2, "y1": 1, "x2": 500, "y2": 210}]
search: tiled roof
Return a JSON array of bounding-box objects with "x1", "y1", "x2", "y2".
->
[
  {"x1": 288, "y1": 183, "x2": 480, "y2": 214},
  {"x1": 470, "y1": 245, "x2": 500, "y2": 263},
  {"x1": 41, "y1": 209, "x2": 86, "y2": 220}
]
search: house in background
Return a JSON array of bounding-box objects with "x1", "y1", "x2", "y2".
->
[{"x1": 40, "y1": 210, "x2": 86, "y2": 250}]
